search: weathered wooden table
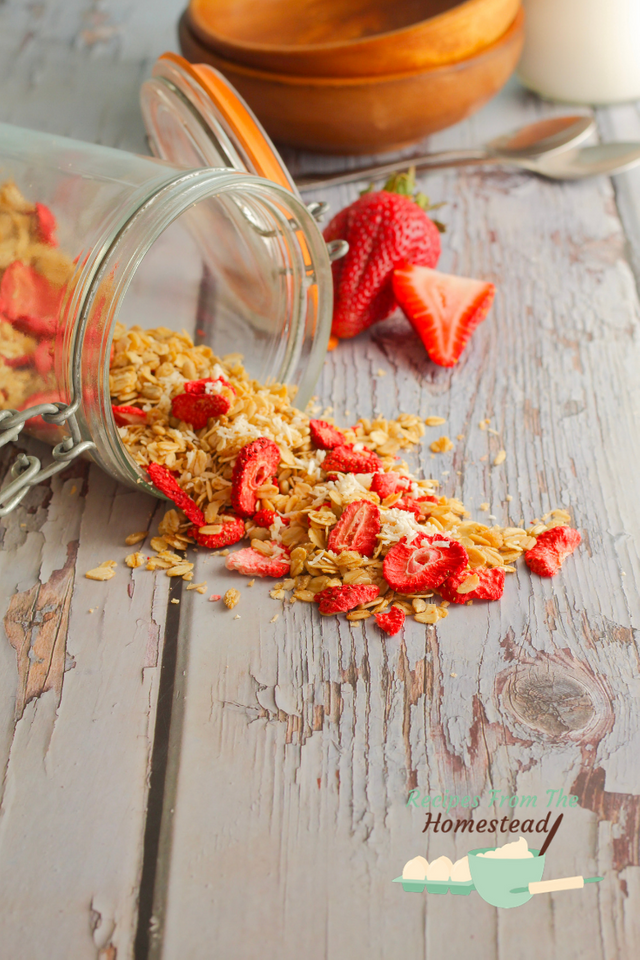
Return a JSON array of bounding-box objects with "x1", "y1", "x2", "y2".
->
[{"x1": 1, "y1": 2, "x2": 640, "y2": 958}]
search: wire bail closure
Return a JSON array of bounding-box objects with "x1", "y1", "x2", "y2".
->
[{"x1": 0, "y1": 401, "x2": 95, "y2": 517}]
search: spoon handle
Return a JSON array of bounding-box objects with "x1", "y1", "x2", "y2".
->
[
  {"x1": 539, "y1": 813, "x2": 564, "y2": 857},
  {"x1": 296, "y1": 149, "x2": 492, "y2": 191}
]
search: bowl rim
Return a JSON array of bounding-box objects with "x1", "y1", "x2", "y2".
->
[
  {"x1": 181, "y1": 6, "x2": 524, "y2": 86},
  {"x1": 187, "y1": 0, "x2": 518, "y2": 57}
]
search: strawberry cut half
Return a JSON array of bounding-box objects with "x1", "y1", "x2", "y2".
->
[
  {"x1": 393, "y1": 265, "x2": 495, "y2": 367},
  {"x1": 383, "y1": 532, "x2": 468, "y2": 593},
  {"x1": 231, "y1": 437, "x2": 281, "y2": 517},
  {"x1": 327, "y1": 499, "x2": 380, "y2": 557},
  {"x1": 439, "y1": 566, "x2": 505, "y2": 604}
]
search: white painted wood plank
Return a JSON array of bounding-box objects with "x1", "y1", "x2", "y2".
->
[{"x1": 160, "y1": 85, "x2": 640, "y2": 959}]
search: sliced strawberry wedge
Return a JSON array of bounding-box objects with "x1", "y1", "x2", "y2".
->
[
  {"x1": 383, "y1": 532, "x2": 468, "y2": 592},
  {"x1": 327, "y1": 499, "x2": 380, "y2": 557},
  {"x1": 393, "y1": 265, "x2": 495, "y2": 367}
]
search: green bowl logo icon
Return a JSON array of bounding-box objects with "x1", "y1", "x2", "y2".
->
[{"x1": 467, "y1": 848, "x2": 546, "y2": 908}]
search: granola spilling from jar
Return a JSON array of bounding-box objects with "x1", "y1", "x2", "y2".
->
[
  {"x1": 110, "y1": 323, "x2": 581, "y2": 634},
  {"x1": 0, "y1": 180, "x2": 73, "y2": 419}
]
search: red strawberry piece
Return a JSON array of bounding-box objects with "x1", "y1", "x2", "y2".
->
[
  {"x1": 383, "y1": 533, "x2": 468, "y2": 592},
  {"x1": 34, "y1": 202, "x2": 57, "y2": 246},
  {"x1": 327, "y1": 499, "x2": 380, "y2": 556},
  {"x1": 231, "y1": 437, "x2": 281, "y2": 517},
  {"x1": 183, "y1": 376, "x2": 235, "y2": 396},
  {"x1": 252, "y1": 508, "x2": 276, "y2": 528},
  {"x1": 3, "y1": 353, "x2": 32, "y2": 368},
  {"x1": 395, "y1": 498, "x2": 423, "y2": 520},
  {"x1": 322, "y1": 444, "x2": 382, "y2": 474},
  {"x1": 112, "y1": 404, "x2": 147, "y2": 427},
  {"x1": 171, "y1": 379, "x2": 234, "y2": 430},
  {"x1": 439, "y1": 566, "x2": 505, "y2": 604},
  {"x1": 225, "y1": 545, "x2": 290, "y2": 577},
  {"x1": 393, "y1": 265, "x2": 495, "y2": 367},
  {"x1": 190, "y1": 515, "x2": 246, "y2": 549},
  {"x1": 146, "y1": 462, "x2": 205, "y2": 527},
  {"x1": 33, "y1": 338, "x2": 54, "y2": 375},
  {"x1": 309, "y1": 419, "x2": 344, "y2": 450},
  {"x1": 324, "y1": 191, "x2": 441, "y2": 338},
  {"x1": 371, "y1": 471, "x2": 411, "y2": 499},
  {"x1": 316, "y1": 583, "x2": 379, "y2": 615},
  {"x1": 525, "y1": 526, "x2": 581, "y2": 578},
  {"x1": 375, "y1": 606, "x2": 405, "y2": 636},
  {"x1": 0, "y1": 262, "x2": 62, "y2": 337}
]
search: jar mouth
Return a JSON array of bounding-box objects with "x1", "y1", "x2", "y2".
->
[{"x1": 77, "y1": 169, "x2": 331, "y2": 496}]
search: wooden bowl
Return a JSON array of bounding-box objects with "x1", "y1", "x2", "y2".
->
[
  {"x1": 178, "y1": 8, "x2": 524, "y2": 155},
  {"x1": 186, "y1": 0, "x2": 521, "y2": 77}
]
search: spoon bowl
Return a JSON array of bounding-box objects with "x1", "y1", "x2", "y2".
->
[{"x1": 526, "y1": 141, "x2": 640, "y2": 180}]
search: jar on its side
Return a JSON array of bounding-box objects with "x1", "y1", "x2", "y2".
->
[{"x1": 0, "y1": 120, "x2": 331, "y2": 513}]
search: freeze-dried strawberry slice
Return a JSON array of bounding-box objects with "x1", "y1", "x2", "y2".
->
[
  {"x1": 35, "y1": 202, "x2": 57, "y2": 246},
  {"x1": 3, "y1": 353, "x2": 32, "y2": 368},
  {"x1": 383, "y1": 533, "x2": 468, "y2": 592},
  {"x1": 112, "y1": 404, "x2": 147, "y2": 427},
  {"x1": 225, "y1": 545, "x2": 290, "y2": 577},
  {"x1": 146, "y1": 462, "x2": 205, "y2": 526},
  {"x1": 371, "y1": 471, "x2": 411, "y2": 499},
  {"x1": 183, "y1": 376, "x2": 235, "y2": 396},
  {"x1": 327, "y1": 499, "x2": 380, "y2": 557},
  {"x1": 309, "y1": 419, "x2": 344, "y2": 450},
  {"x1": 525, "y1": 526, "x2": 581, "y2": 578},
  {"x1": 172, "y1": 392, "x2": 230, "y2": 429},
  {"x1": 231, "y1": 437, "x2": 281, "y2": 517},
  {"x1": 0, "y1": 262, "x2": 62, "y2": 337},
  {"x1": 322, "y1": 444, "x2": 382, "y2": 474},
  {"x1": 316, "y1": 583, "x2": 379, "y2": 615},
  {"x1": 252, "y1": 508, "x2": 276, "y2": 528},
  {"x1": 439, "y1": 566, "x2": 505, "y2": 604},
  {"x1": 33, "y1": 338, "x2": 54, "y2": 375},
  {"x1": 190, "y1": 515, "x2": 246, "y2": 549},
  {"x1": 395, "y1": 498, "x2": 422, "y2": 520},
  {"x1": 375, "y1": 606, "x2": 405, "y2": 636}
]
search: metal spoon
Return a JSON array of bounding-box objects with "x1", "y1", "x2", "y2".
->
[{"x1": 296, "y1": 114, "x2": 598, "y2": 191}]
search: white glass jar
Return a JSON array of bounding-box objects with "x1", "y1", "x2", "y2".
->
[
  {"x1": 518, "y1": 0, "x2": 640, "y2": 105},
  {"x1": 0, "y1": 55, "x2": 334, "y2": 514}
]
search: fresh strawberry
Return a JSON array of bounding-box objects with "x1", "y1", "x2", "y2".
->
[
  {"x1": 225, "y1": 545, "x2": 290, "y2": 577},
  {"x1": 316, "y1": 583, "x2": 379, "y2": 615},
  {"x1": 34, "y1": 202, "x2": 57, "y2": 246},
  {"x1": 393, "y1": 265, "x2": 495, "y2": 367},
  {"x1": 0, "y1": 261, "x2": 62, "y2": 337},
  {"x1": 383, "y1": 533, "x2": 468, "y2": 593},
  {"x1": 439, "y1": 566, "x2": 505, "y2": 604},
  {"x1": 309, "y1": 419, "x2": 344, "y2": 450},
  {"x1": 146, "y1": 462, "x2": 205, "y2": 527},
  {"x1": 171, "y1": 377, "x2": 234, "y2": 429},
  {"x1": 327, "y1": 499, "x2": 380, "y2": 557},
  {"x1": 231, "y1": 437, "x2": 281, "y2": 517},
  {"x1": 322, "y1": 444, "x2": 382, "y2": 474},
  {"x1": 375, "y1": 606, "x2": 405, "y2": 636},
  {"x1": 371, "y1": 471, "x2": 411, "y2": 499},
  {"x1": 525, "y1": 526, "x2": 581, "y2": 578},
  {"x1": 112, "y1": 404, "x2": 147, "y2": 427},
  {"x1": 323, "y1": 170, "x2": 441, "y2": 339},
  {"x1": 190, "y1": 515, "x2": 245, "y2": 549}
]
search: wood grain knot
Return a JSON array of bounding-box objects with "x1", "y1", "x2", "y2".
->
[{"x1": 498, "y1": 658, "x2": 613, "y2": 742}]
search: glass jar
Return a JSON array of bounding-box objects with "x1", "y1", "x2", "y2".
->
[{"x1": 0, "y1": 54, "x2": 334, "y2": 515}]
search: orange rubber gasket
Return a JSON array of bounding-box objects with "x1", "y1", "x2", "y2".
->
[{"x1": 159, "y1": 52, "x2": 294, "y2": 193}]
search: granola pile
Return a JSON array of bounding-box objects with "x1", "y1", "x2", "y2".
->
[
  {"x1": 110, "y1": 323, "x2": 581, "y2": 632},
  {"x1": 0, "y1": 181, "x2": 73, "y2": 413}
]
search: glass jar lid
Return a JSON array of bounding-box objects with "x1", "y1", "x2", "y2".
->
[{"x1": 140, "y1": 52, "x2": 298, "y2": 194}]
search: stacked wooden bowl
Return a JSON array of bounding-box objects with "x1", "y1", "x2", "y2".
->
[{"x1": 179, "y1": 0, "x2": 524, "y2": 154}]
